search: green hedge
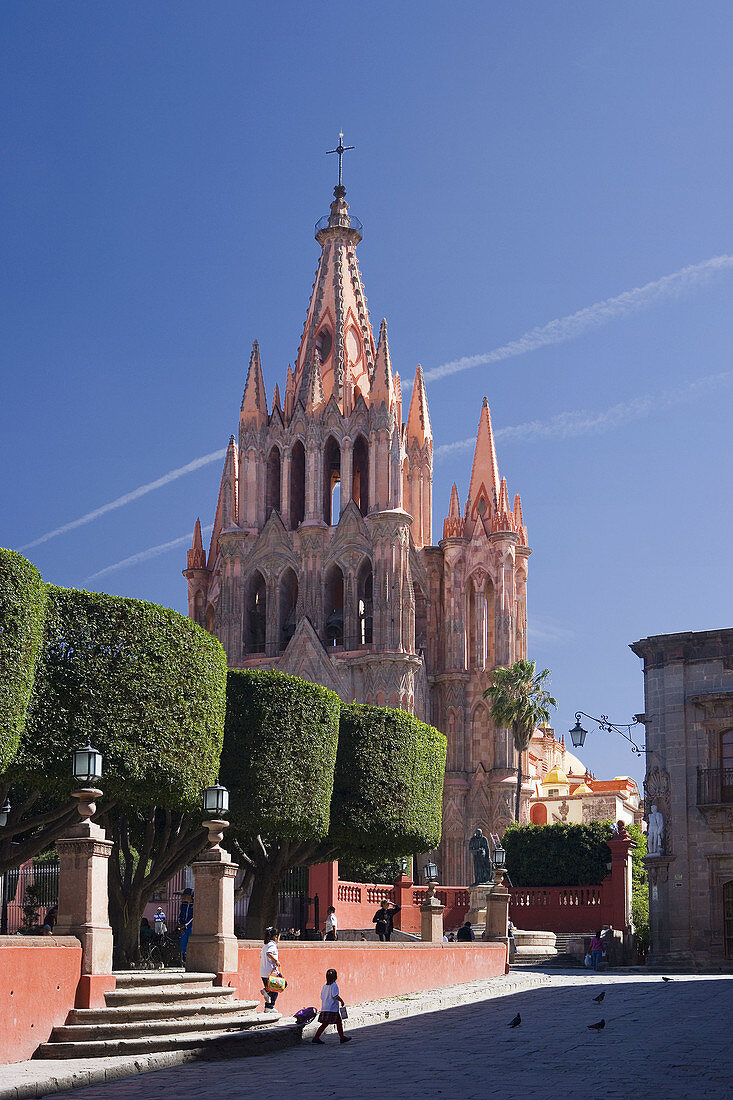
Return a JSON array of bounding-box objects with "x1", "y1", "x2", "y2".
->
[
  {"x1": 330, "y1": 704, "x2": 446, "y2": 857},
  {"x1": 15, "y1": 586, "x2": 227, "y2": 808},
  {"x1": 0, "y1": 549, "x2": 47, "y2": 773},
  {"x1": 221, "y1": 669, "x2": 340, "y2": 841},
  {"x1": 503, "y1": 821, "x2": 613, "y2": 886}
]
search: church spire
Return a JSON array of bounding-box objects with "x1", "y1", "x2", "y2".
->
[
  {"x1": 371, "y1": 318, "x2": 395, "y2": 408},
  {"x1": 405, "y1": 364, "x2": 432, "y2": 447},
  {"x1": 443, "y1": 483, "x2": 465, "y2": 539},
  {"x1": 466, "y1": 397, "x2": 500, "y2": 524},
  {"x1": 240, "y1": 340, "x2": 267, "y2": 428},
  {"x1": 187, "y1": 517, "x2": 206, "y2": 569}
]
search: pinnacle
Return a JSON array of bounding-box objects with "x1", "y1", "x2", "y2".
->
[
  {"x1": 406, "y1": 364, "x2": 432, "y2": 446},
  {"x1": 304, "y1": 354, "x2": 325, "y2": 414},
  {"x1": 240, "y1": 340, "x2": 267, "y2": 425},
  {"x1": 371, "y1": 317, "x2": 394, "y2": 406},
  {"x1": 466, "y1": 398, "x2": 500, "y2": 522}
]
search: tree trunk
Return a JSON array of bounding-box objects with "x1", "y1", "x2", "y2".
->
[
  {"x1": 109, "y1": 889, "x2": 147, "y2": 968},
  {"x1": 245, "y1": 868, "x2": 281, "y2": 939},
  {"x1": 515, "y1": 752, "x2": 523, "y2": 822}
]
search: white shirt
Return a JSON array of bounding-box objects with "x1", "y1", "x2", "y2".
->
[
  {"x1": 325, "y1": 912, "x2": 338, "y2": 933},
  {"x1": 260, "y1": 939, "x2": 279, "y2": 979},
  {"x1": 321, "y1": 982, "x2": 340, "y2": 1012}
]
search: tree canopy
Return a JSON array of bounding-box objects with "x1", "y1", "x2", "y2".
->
[
  {"x1": 0, "y1": 549, "x2": 47, "y2": 773},
  {"x1": 503, "y1": 821, "x2": 613, "y2": 886}
]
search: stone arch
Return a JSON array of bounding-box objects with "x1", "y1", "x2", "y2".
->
[
  {"x1": 289, "y1": 439, "x2": 306, "y2": 529},
  {"x1": 323, "y1": 435, "x2": 341, "y2": 525},
  {"x1": 278, "y1": 567, "x2": 298, "y2": 652},
  {"x1": 265, "y1": 445, "x2": 281, "y2": 518},
  {"x1": 243, "y1": 569, "x2": 267, "y2": 654},
  {"x1": 352, "y1": 433, "x2": 369, "y2": 516},
  {"x1": 356, "y1": 556, "x2": 373, "y2": 645},
  {"x1": 323, "y1": 562, "x2": 345, "y2": 646},
  {"x1": 530, "y1": 803, "x2": 548, "y2": 825}
]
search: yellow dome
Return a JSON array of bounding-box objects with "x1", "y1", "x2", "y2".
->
[
  {"x1": 541, "y1": 766, "x2": 569, "y2": 787},
  {"x1": 573, "y1": 782, "x2": 592, "y2": 795}
]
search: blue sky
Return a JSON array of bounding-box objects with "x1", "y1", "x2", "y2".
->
[{"x1": 3, "y1": 2, "x2": 732, "y2": 789}]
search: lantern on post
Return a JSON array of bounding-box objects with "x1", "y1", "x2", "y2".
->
[
  {"x1": 0, "y1": 798, "x2": 10, "y2": 829},
  {"x1": 202, "y1": 779, "x2": 229, "y2": 819},
  {"x1": 72, "y1": 744, "x2": 103, "y2": 786},
  {"x1": 423, "y1": 860, "x2": 438, "y2": 884}
]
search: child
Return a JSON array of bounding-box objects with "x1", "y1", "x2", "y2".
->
[{"x1": 312, "y1": 969, "x2": 352, "y2": 1045}]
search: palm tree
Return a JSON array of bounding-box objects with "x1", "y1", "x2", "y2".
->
[{"x1": 484, "y1": 659, "x2": 557, "y2": 822}]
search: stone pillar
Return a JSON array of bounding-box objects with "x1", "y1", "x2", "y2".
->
[
  {"x1": 392, "y1": 872, "x2": 413, "y2": 932},
  {"x1": 607, "y1": 834, "x2": 635, "y2": 932},
  {"x1": 420, "y1": 883, "x2": 445, "y2": 943},
  {"x1": 55, "y1": 789, "x2": 115, "y2": 1009},
  {"x1": 186, "y1": 821, "x2": 239, "y2": 988},
  {"x1": 483, "y1": 869, "x2": 510, "y2": 953}
]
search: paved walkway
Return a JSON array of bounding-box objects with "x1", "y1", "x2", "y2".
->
[{"x1": 45, "y1": 971, "x2": 732, "y2": 1100}]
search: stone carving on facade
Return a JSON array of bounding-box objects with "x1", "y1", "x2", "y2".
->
[{"x1": 646, "y1": 804, "x2": 665, "y2": 856}]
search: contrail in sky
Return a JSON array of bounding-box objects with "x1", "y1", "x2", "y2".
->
[
  {"x1": 420, "y1": 254, "x2": 733, "y2": 386},
  {"x1": 86, "y1": 524, "x2": 214, "y2": 581},
  {"x1": 434, "y1": 371, "x2": 733, "y2": 459},
  {"x1": 19, "y1": 448, "x2": 227, "y2": 551}
]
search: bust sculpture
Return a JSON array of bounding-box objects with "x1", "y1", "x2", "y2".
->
[
  {"x1": 647, "y1": 804, "x2": 664, "y2": 856},
  {"x1": 469, "y1": 828, "x2": 494, "y2": 886}
]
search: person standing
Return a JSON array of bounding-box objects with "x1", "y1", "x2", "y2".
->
[
  {"x1": 177, "y1": 889, "x2": 194, "y2": 961},
  {"x1": 324, "y1": 905, "x2": 338, "y2": 941},
  {"x1": 153, "y1": 906, "x2": 167, "y2": 938},
  {"x1": 372, "y1": 899, "x2": 401, "y2": 942},
  {"x1": 589, "y1": 930, "x2": 603, "y2": 972},
  {"x1": 260, "y1": 927, "x2": 283, "y2": 1011}
]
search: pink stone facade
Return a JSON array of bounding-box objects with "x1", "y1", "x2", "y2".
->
[{"x1": 184, "y1": 185, "x2": 530, "y2": 886}]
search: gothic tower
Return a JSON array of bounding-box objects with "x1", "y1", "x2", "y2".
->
[{"x1": 184, "y1": 180, "x2": 530, "y2": 885}]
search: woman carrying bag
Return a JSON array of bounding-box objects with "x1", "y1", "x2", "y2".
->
[{"x1": 260, "y1": 927, "x2": 286, "y2": 1010}]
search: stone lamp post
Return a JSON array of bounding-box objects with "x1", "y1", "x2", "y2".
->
[
  {"x1": 55, "y1": 744, "x2": 116, "y2": 1008},
  {"x1": 483, "y1": 843, "x2": 510, "y2": 948},
  {"x1": 186, "y1": 780, "x2": 240, "y2": 988},
  {"x1": 420, "y1": 860, "x2": 445, "y2": 942}
]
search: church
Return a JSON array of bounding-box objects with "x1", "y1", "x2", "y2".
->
[{"x1": 183, "y1": 174, "x2": 530, "y2": 886}]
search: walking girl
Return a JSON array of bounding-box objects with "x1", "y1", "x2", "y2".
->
[{"x1": 312, "y1": 969, "x2": 351, "y2": 1045}]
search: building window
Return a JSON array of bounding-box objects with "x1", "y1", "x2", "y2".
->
[
  {"x1": 315, "y1": 327, "x2": 332, "y2": 362},
  {"x1": 721, "y1": 730, "x2": 733, "y2": 802},
  {"x1": 323, "y1": 436, "x2": 341, "y2": 525},
  {"x1": 324, "y1": 563, "x2": 344, "y2": 646},
  {"x1": 548, "y1": 788, "x2": 559, "y2": 796},
  {"x1": 352, "y1": 434, "x2": 369, "y2": 516},
  {"x1": 289, "y1": 440, "x2": 306, "y2": 529},
  {"x1": 265, "y1": 446, "x2": 281, "y2": 518}
]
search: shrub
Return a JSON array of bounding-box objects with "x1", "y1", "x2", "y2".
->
[
  {"x1": 222, "y1": 669, "x2": 341, "y2": 840},
  {"x1": 503, "y1": 821, "x2": 614, "y2": 886},
  {"x1": 16, "y1": 586, "x2": 227, "y2": 808},
  {"x1": 0, "y1": 549, "x2": 47, "y2": 772},
  {"x1": 330, "y1": 704, "x2": 447, "y2": 857}
]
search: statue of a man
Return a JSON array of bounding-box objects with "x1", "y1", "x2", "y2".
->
[
  {"x1": 469, "y1": 828, "x2": 494, "y2": 886},
  {"x1": 647, "y1": 804, "x2": 664, "y2": 856}
]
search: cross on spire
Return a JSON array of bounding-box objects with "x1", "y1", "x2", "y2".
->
[{"x1": 326, "y1": 131, "x2": 355, "y2": 189}]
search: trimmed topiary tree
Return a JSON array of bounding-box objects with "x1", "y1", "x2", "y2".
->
[
  {"x1": 0, "y1": 549, "x2": 47, "y2": 773},
  {"x1": 330, "y1": 704, "x2": 446, "y2": 859},
  {"x1": 11, "y1": 585, "x2": 228, "y2": 963},
  {"x1": 503, "y1": 821, "x2": 614, "y2": 886},
  {"x1": 221, "y1": 669, "x2": 341, "y2": 937}
]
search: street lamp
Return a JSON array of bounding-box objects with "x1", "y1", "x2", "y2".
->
[
  {"x1": 423, "y1": 860, "x2": 438, "y2": 884},
  {"x1": 202, "y1": 779, "x2": 229, "y2": 818},
  {"x1": 569, "y1": 711, "x2": 645, "y2": 757},
  {"x1": 492, "y1": 843, "x2": 506, "y2": 870},
  {"x1": 0, "y1": 798, "x2": 9, "y2": 829},
  {"x1": 72, "y1": 744, "x2": 103, "y2": 785}
]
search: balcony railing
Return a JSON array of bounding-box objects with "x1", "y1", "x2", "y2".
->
[{"x1": 697, "y1": 766, "x2": 733, "y2": 805}]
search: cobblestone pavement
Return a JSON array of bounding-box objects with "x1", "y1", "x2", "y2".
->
[{"x1": 49, "y1": 971, "x2": 733, "y2": 1100}]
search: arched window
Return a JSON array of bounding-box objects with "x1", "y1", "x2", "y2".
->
[
  {"x1": 531, "y1": 803, "x2": 548, "y2": 825},
  {"x1": 414, "y1": 583, "x2": 428, "y2": 654},
  {"x1": 721, "y1": 729, "x2": 733, "y2": 802},
  {"x1": 357, "y1": 559, "x2": 373, "y2": 645},
  {"x1": 289, "y1": 440, "x2": 306, "y2": 529},
  {"x1": 244, "y1": 571, "x2": 267, "y2": 654},
  {"x1": 324, "y1": 563, "x2": 344, "y2": 646},
  {"x1": 352, "y1": 435, "x2": 369, "y2": 516},
  {"x1": 279, "y1": 568, "x2": 298, "y2": 652},
  {"x1": 466, "y1": 577, "x2": 477, "y2": 669},
  {"x1": 265, "y1": 446, "x2": 281, "y2": 518},
  {"x1": 323, "y1": 436, "x2": 341, "y2": 525}
]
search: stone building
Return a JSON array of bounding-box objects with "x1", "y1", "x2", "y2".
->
[
  {"x1": 527, "y1": 725, "x2": 642, "y2": 829},
  {"x1": 630, "y1": 628, "x2": 733, "y2": 968},
  {"x1": 184, "y1": 181, "x2": 530, "y2": 885}
]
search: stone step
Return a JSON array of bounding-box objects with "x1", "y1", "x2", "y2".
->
[
  {"x1": 104, "y1": 984, "x2": 235, "y2": 1007},
  {"x1": 50, "y1": 1011, "x2": 272, "y2": 1043},
  {"x1": 34, "y1": 1020, "x2": 294, "y2": 1061},
  {"x1": 68, "y1": 999, "x2": 259, "y2": 1025},
  {"x1": 112, "y1": 970, "x2": 215, "y2": 988}
]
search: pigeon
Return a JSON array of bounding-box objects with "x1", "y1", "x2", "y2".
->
[
  {"x1": 593, "y1": 991, "x2": 605, "y2": 1003},
  {"x1": 662, "y1": 976, "x2": 673, "y2": 982},
  {"x1": 508, "y1": 1013, "x2": 521, "y2": 1028},
  {"x1": 587, "y1": 1019, "x2": 606, "y2": 1031}
]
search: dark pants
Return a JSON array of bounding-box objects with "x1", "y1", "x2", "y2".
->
[
  {"x1": 262, "y1": 981, "x2": 279, "y2": 1008},
  {"x1": 325, "y1": 930, "x2": 337, "y2": 941},
  {"x1": 377, "y1": 929, "x2": 392, "y2": 941}
]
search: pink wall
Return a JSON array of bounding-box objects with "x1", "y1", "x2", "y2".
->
[
  {"x1": 234, "y1": 939, "x2": 507, "y2": 1016},
  {"x1": 509, "y1": 885, "x2": 615, "y2": 933},
  {"x1": 0, "y1": 937, "x2": 81, "y2": 1063}
]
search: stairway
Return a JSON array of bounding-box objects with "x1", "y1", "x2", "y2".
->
[{"x1": 35, "y1": 971, "x2": 299, "y2": 1060}]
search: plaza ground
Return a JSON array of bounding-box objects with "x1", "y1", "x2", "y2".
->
[{"x1": 35, "y1": 970, "x2": 733, "y2": 1100}]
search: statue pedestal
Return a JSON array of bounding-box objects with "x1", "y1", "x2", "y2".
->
[
  {"x1": 483, "y1": 871, "x2": 509, "y2": 945},
  {"x1": 465, "y1": 883, "x2": 492, "y2": 935},
  {"x1": 420, "y1": 884, "x2": 445, "y2": 942}
]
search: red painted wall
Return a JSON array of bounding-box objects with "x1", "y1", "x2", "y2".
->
[
  {"x1": 0, "y1": 937, "x2": 81, "y2": 1063},
  {"x1": 235, "y1": 939, "x2": 507, "y2": 1016}
]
